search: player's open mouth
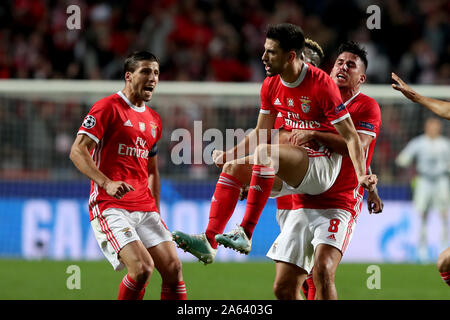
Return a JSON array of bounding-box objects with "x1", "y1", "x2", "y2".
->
[
  {"x1": 144, "y1": 86, "x2": 154, "y2": 93},
  {"x1": 336, "y1": 73, "x2": 346, "y2": 80}
]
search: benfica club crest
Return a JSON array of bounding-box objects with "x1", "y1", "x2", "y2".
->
[
  {"x1": 300, "y1": 97, "x2": 311, "y2": 113},
  {"x1": 150, "y1": 123, "x2": 158, "y2": 138},
  {"x1": 139, "y1": 122, "x2": 146, "y2": 132}
]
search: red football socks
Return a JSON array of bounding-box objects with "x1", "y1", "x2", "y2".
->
[
  {"x1": 440, "y1": 271, "x2": 450, "y2": 286},
  {"x1": 161, "y1": 281, "x2": 187, "y2": 300},
  {"x1": 205, "y1": 172, "x2": 242, "y2": 248},
  {"x1": 240, "y1": 165, "x2": 275, "y2": 239},
  {"x1": 306, "y1": 271, "x2": 316, "y2": 300},
  {"x1": 117, "y1": 273, "x2": 147, "y2": 300}
]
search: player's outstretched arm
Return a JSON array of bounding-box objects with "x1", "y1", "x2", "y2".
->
[
  {"x1": 70, "y1": 134, "x2": 134, "y2": 199},
  {"x1": 392, "y1": 72, "x2": 450, "y2": 120},
  {"x1": 333, "y1": 117, "x2": 377, "y2": 191}
]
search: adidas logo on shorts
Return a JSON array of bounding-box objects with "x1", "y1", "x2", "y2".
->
[{"x1": 326, "y1": 234, "x2": 336, "y2": 241}]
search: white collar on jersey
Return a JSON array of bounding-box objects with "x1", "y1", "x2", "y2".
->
[
  {"x1": 280, "y1": 62, "x2": 309, "y2": 88},
  {"x1": 343, "y1": 91, "x2": 361, "y2": 106},
  {"x1": 117, "y1": 91, "x2": 147, "y2": 113}
]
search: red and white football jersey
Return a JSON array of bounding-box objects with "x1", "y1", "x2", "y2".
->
[
  {"x1": 292, "y1": 92, "x2": 382, "y2": 219},
  {"x1": 77, "y1": 91, "x2": 162, "y2": 220},
  {"x1": 267, "y1": 63, "x2": 349, "y2": 211},
  {"x1": 261, "y1": 63, "x2": 349, "y2": 134}
]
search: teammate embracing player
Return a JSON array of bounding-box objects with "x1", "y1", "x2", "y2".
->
[
  {"x1": 239, "y1": 40, "x2": 383, "y2": 300},
  {"x1": 173, "y1": 24, "x2": 377, "y2": 299},
  {"x1": 70, "y1": 51, "x2": 187, "y2": 300},
  {"x1": 266, "y1": 41, "x2": 381, "y2": 299}
]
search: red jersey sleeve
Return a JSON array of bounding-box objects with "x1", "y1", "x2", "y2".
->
[
  {"x1": 156, "y1": 112, "x2": 163, "y2": 141},
  {"x1": 260, "y1": 77, "x2": 276, "y2": 115},
  {"x1": 316, "y1": 75, "x2": 349, "y2": 125},
  {"x1": 77, "y1": 99, "x2": 113, "y2": 144},
  {"x1": 352, "y1": 97, "x2": 381, "y2": 138},
  {"x1": 148, "y1": 108, "x2": 163, "y2": 156}
]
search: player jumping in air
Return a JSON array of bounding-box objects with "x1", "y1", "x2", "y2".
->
[
  {"x1": 239, "y1": 40, "x2": 383, "y2": 300},
  {"x1": 266, "y1": 41, "x2": 382, "y2": 299},
  {"x1": 172, "y1": 24, "x2": 377, "y2": 274},
  {"x1": 70, "y1": 51, "x2": 187, "y2": 300}
]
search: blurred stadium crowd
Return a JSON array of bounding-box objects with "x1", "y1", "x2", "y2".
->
[
  {"x1": 0, "y1": 0, "x2": 449, "y2": 186},
  {"x1": 0, "y1": 0, "x2": 449, "y2": 84}
]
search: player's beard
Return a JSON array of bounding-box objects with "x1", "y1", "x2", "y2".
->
[
  {"x1": 137, "y1": 83, "x2": 153, "y2": 102},
  {"x1": 265, "y1": 66, "x2": 281, "y2": 77},
  {"x1": 142, "y1": 89, "x2": 153, "y2": 102}
]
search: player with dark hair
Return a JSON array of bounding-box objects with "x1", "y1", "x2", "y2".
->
[
  {"x1": 70, "y1": 51, "x2": 187, "y2": 300},
  {"x1": 172, "y1": 23, "x2": 376, "y2": 282},
  {"x1": 246, "y1": 40, "x2": 382, "y2": 300},
  {"x1": 264, "y1": 40, "x2": 381, "y2": 299}
]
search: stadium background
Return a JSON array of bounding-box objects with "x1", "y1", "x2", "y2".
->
[{"x1": 0, "y1": 0, "x2": 449, "y2": 299}]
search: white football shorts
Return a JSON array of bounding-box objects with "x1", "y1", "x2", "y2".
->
[
  {"x1": 91, "y1": 207, "x2": 172, "y2": 271},
  {"x1": 413, "y1": 176, "x2": 450, "y2": 213},
  {"x1": 266, "y1": 208, "x2": 355, "y2": 273},
  {"x1": 271, "y1": 150, "x2": 342, "y2": 197}
]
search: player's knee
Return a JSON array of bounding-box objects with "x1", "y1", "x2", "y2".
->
[
  {"x1": 159, "y1": 258, "x2": 183, "y2": 285},
  {"x1": 223, "y1": 161, "x2": 239, "y2": 176},
  {"x1": 273, "y1": 282, "x2": 289, "y2": 300},
  {"x1": 254, "y1": 144, "x2": 273, "y2": 166},
  {"x1": 314, "y1": 257, "x2": 336, "y2": 284},
  {"x1": 166, "y1": 258, "x2": 183, "y2": 277},
  {"x1": 273, "y1": 281, "x2": 296, "y2": 300},
  {"x1": 437, "y1": 249, "x2": 450, "y2": 273},
  {"x1": 130, "y1": 260, "x2": 154, "y2": 283}
]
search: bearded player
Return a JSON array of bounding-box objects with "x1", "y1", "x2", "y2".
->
[
  {"x1": 262, "y1": 40, "x2": 382, "y2": 300},
  {"x1": 266, "y1": 41, "x2": 381, "y2": 299},
  {"x1": 70, "y1": 51, "x2": 187, "y2": 300},
  {"x1": 173, "y1": 24, "x2": 377, "y2": 271}
]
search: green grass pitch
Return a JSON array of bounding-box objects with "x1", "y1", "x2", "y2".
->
[{"x1": 0, "y1": 259, "x2": 448, "y2": 300}]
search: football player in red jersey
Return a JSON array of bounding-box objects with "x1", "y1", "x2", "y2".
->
[
  {"x1": 172, "y1": 24, "x2": 377, "y2": 274},
  {"x1": 70, "y1": 51, "x2": 187, "y2": 300},
  {"x1": 237, "y1": 40, "x2": 383, "y2": 300},
  {"x1": 268, "y1": 41, "x2": 382, "y2": 299}
]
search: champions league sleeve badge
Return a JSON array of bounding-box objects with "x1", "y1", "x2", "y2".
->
[{"x1": 82, "y1": 115, "x2": 96, "y2": 129}]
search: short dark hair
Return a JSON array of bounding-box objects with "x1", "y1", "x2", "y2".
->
[
  {"x1": 266, "y1": 23, "x2": 305, "y2": 56},
  {"x1": 124, "y1": 51, "x2": 160, "y2": 74},
  {"x1": 337, "y1": 41, "x2": 368, "y2": 70}
]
